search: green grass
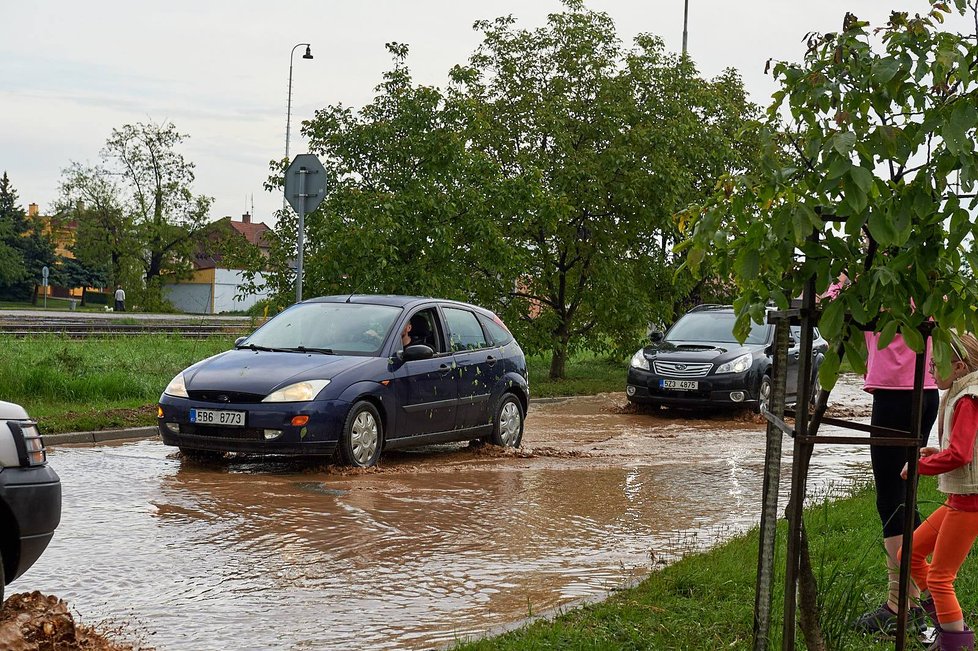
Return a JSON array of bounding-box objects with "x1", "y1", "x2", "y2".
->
[
  {"x1": 0, "y1": 335, "x2": 234, "y2": 433},
  {"x1": 527, "y1": 351, "x2": 626, "y2": 398},
  {"x1": 452, "y1": 478, "x2": 969, "y2": 650},
  {"x1": 0, "y1": 297, "x2": 106, "y2": 312}
]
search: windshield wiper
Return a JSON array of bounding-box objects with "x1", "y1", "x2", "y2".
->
[
  {"x1": 238, "y1": 343, "x2": 279, "y2": 352},
  {"x1": 284, "y1": 346, "x2": 335, "y2": 355}
]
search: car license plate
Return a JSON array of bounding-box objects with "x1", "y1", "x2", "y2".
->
[
  {"x1": 660, "y1": 379, "x2": 698, "y2": 391},
  {"x1": 190, "y1": 408, "x2": 246, "y2": 427}
]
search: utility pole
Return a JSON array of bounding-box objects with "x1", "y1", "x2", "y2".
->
[{"x1": 682, "y1": 0, "x2": 689, "y2": 56}]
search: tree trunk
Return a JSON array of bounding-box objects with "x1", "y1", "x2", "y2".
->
[
  {"x1": 798, "y1": 521, "x2": 826, "y2": 650},
  {"x1": 549, "y1": 345, "x2": 567, "y2": 380}
]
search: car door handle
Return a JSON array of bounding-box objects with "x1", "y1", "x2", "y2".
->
[
  {"x1": 439, "y1": 363, "x2": 453, "y2": 375},
  {"x1": 486, "y1": 355, "x2": 497, "y2": 366}
]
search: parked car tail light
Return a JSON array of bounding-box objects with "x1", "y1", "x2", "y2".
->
[{"x1": 7, "y1": 421, "x2": 47, "y2": 466}]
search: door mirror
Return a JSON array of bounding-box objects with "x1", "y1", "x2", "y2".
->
[
  {"x1": 400, "y1": 344, "x2": 434, "y2": 362},
  {"x1": 234, "y1": 336, "x2": 247, "y2": 347},
  {"x1": 649, "y1": 331, "x2": 664, "y2": 343}
]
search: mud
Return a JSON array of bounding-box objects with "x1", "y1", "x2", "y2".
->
[
  {"x1": 0, "y1": 592, "x2": 140, "y2": 650},
  {"x1": 10, "y1": 374, "x2": 874, "y2": 650}
]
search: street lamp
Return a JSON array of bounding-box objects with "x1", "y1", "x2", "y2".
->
[{"x1": 285, "y1": 43, "x2": 314, "y2": 165}]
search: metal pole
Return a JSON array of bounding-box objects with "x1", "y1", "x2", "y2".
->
[
  {"x1": 284, "y1": 43, "x2": 312, "y2": 210},
  {"x1": 296, "y1": 166, "x2": 306, "y2": 303},
  {"x1": 682, "y1": 0, "x2": 689, "y2": 56}
]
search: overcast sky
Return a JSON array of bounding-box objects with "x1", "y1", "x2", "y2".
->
[{"x1": 2, "y1": 1, "x2": 974, "y2": 226}]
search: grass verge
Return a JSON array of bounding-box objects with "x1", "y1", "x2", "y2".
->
[
  {"x1": 527, "y1": 352, "x2": 625, "y2": 398},
  {"x1": 451, "y1": 478, "x2": 971, "y2": 650}
]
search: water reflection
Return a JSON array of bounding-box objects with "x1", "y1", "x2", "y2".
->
[{"x1": 22, "y1": 410, "x2": 871, "y2": 650}]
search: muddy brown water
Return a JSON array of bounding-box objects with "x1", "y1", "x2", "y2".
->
[{"x1": 22, "y1": 378, "x2": 874, "y2": 650}]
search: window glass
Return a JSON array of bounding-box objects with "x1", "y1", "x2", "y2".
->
[
  {"x1": 443, "y1": 307, "x2": 488, "y2": 352},
  {"x1": 245, "y1": 302, "x2": 401, "y2": 355},
  {"x1": 399, "y1": 308, "x2": 442, "y2": 353},
  {"x1": 666, "y1": 312, "x2": 770, "y2": 345},
  {"x1": 477, "y1": 313, "x2": 513, "y2": 346}
]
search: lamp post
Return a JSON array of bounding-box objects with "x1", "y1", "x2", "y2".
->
[
  {"x1": 285, "y1": 43, "x2": 313, "y2": 300},
  {"x1": 682, "y1": 0, "x2": 689, "y2": 56},
  {"x1": 285, "y1": 43, "x2": 313, "y2": 165}
]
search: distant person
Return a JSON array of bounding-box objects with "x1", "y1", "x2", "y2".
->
[
  {"x1": 900, "y1": 331, "x2": 978, "y2": 651},
  {"x1": 114, "y1": 286, "x2": 126, "y2": 312}
]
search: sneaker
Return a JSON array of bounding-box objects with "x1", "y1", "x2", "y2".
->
[{"x1": 854, "y1": 602, "x2": 928, "y2": 636}]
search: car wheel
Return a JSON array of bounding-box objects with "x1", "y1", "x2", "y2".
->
[
  {"x1": 339, "y1": 401, "x2": 383, "y2": 467},
  {"x1": 757, "y1": 375, "x2": 773, "y2": 413},
  {"x1": 489, "y1": 394, "x2": 524, "y2": 448}
]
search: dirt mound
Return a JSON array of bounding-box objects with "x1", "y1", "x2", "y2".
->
[{"x1": 0, "y1": 592, "x2": 143, "y2": 651}]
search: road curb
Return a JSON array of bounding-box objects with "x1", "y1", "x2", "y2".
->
[{"x1": 44, "y1": 426, "x2": 159, "y2": 446}]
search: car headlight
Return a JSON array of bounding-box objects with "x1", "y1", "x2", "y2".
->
[
  {"x1": 630, "y1": 350, "x2": 650, "y2": 371},
  {"x1": 716, "y1": 353, "x2": 753, "y2": 375},
  {"x1": 164, "y1": 373, "x2": 189, "y2": 398},
  {"x1": 262, "y1": 379, "x2": 331, "y2": 403}
]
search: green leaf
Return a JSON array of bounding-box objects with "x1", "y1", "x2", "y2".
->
[
  {"x1": 900, "y1": 321, "x2": 925, "y2": 353},
  {"x1": 871, "y1": 57, "x2": 902, "y2": 84},
  {"x1": 848, "y1": 166, "x2": 874, "y2": 194},
  {"x1": 735, "y1": 248, "x2": 760, "y2": 279},
  {"x1": 819, "y1": 348, "x2": 841, "y2": 391},
  {"x1": 832, "y1": 131, "x2": 857, "y2": 156},
  {"x1": 819, "y1": 297, "x2": 845, "y2": 340},
  {"x1": 826, "y1": 155, "x2": 852, "y2": 180},
  {"x1": 878, "y1": 319, "x2": 900, "y2": 349}
]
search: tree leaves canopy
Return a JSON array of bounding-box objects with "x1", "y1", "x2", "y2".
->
[{"x1": 683, "y1": 1, "x2": 978, "y2": 387}]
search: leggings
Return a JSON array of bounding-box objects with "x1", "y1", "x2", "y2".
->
[
  {"x1": 871, "y1": 389, "x2": 939, "y2": 538},
  {"x1": 910, "y1": 505, "x2": 978, "y2": 624}
]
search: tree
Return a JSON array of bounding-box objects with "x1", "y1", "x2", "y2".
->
[
  {"x1": 0, "y1": 172, "x2": 57, "y2": 302},
  {"x1": 0, "y1": 172, "x2": 27, "y2": 293},
  {"x1": 57, "y1": 161, "x2": 136, "y2": 290},
  {"x1": 58, "y1": 122, "x2": 213, "y2": 309},
  {"x1": 289, "y1": 2, "x2": 758, "y2": 378},
  {"x1": 683, "y1": 0, "x2": 978, "y2": 383}
]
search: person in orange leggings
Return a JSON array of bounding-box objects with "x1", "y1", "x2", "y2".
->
[{"x1": 902, "y1": 331, "x2": 978, "y2": 651}]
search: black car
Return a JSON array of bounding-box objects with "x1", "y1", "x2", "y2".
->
[
  {"x1": 626, "y1": 305, "x2": 827, "y2": 411},
  {"x1": 0, "y1": 400, "x2": 61, "y2": 603}
]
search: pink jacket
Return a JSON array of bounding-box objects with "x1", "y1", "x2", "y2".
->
[{"x1": 864, "y1": 332, "x2": 937, "y2": 392}]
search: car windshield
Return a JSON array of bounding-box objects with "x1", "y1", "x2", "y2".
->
[
  {"x1": 665, "y1": 311, "x2": 770, "y2": 345},
  {"x1": 242, "y1": 303, "x2": 402, "y2": 356}
]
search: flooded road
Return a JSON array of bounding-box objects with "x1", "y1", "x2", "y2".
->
[{"x1": 22, "y1": 378, "x2": 874, "y2": 650}]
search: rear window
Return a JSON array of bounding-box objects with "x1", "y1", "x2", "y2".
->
[
  {"x1": 477, "y1": 313, "x2": 513, "y2": 346},
  {"x1": 666, "y1": 312, "x2": 770, "y2": 345}
]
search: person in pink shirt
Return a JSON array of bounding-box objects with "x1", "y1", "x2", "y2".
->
[{"x1": 825, "y1": 275, "x2": 940, "y2": 635}]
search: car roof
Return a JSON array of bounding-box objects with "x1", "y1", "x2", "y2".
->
[{"x1": 304, "y1": 294, "x2": 495, "y2": 316}]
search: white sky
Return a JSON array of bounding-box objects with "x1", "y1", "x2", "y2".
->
[{"x1": 2, "y1": 1, "x2": 974, "y2": 226}]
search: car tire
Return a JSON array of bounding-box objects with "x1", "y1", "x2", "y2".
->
[
  {"x1": 489, "y1": 394, "x2": 524, "y2": 448},
  {"x1": 757, "y1": 375, "x2": 773, "y2": 413},
  {"x1": 339, "y1": 401, "x2": 384, "y2": 467}
]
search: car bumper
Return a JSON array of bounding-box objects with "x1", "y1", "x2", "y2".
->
[
  {"x1": 0, "y1": 465, "x2": 62, "y2": 582},
  {"x1": 625, "y1": 367, "x2": 759, "y2": 408},
  {"x1": 157, "y1": 396, "x2": 349, "y2": 456}
]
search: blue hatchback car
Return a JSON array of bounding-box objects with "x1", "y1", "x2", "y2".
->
[{"x1": 158, "y1": 295, "x2": 529, "y2": 467}]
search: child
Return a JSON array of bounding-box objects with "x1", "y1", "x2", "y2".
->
[{"x1": 901, "y1": 331, "x2": 978, "y2": 651}]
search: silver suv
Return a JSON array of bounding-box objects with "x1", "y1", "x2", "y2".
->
[{"x1": 0, "y1": 400, "x2": 61, "y2": 603}]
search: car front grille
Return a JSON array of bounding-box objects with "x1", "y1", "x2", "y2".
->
[
  {"x1": 187, "y1": 390, "x2": 265, "y2": 404},
  {"x1": 183, "y1": 425, "x2": 263, "y2": 440},
  {"x1": 653, "y1": 361, "x2": 713, "y2": 378}
]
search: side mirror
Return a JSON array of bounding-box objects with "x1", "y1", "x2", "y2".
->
[
  {"x1": 649, "y1": 332, "x2": 664, "y2": 343},
  {"x1": 234, "y1": 336, "x2": 247, "y2": 347},
  {"x1": 400, "y1": 344, "x2": 434, "y2": 362}
]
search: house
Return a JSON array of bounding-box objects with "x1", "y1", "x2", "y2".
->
[{"x1": 162, "y1": 213, "x2": 273, "y2": 314}]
